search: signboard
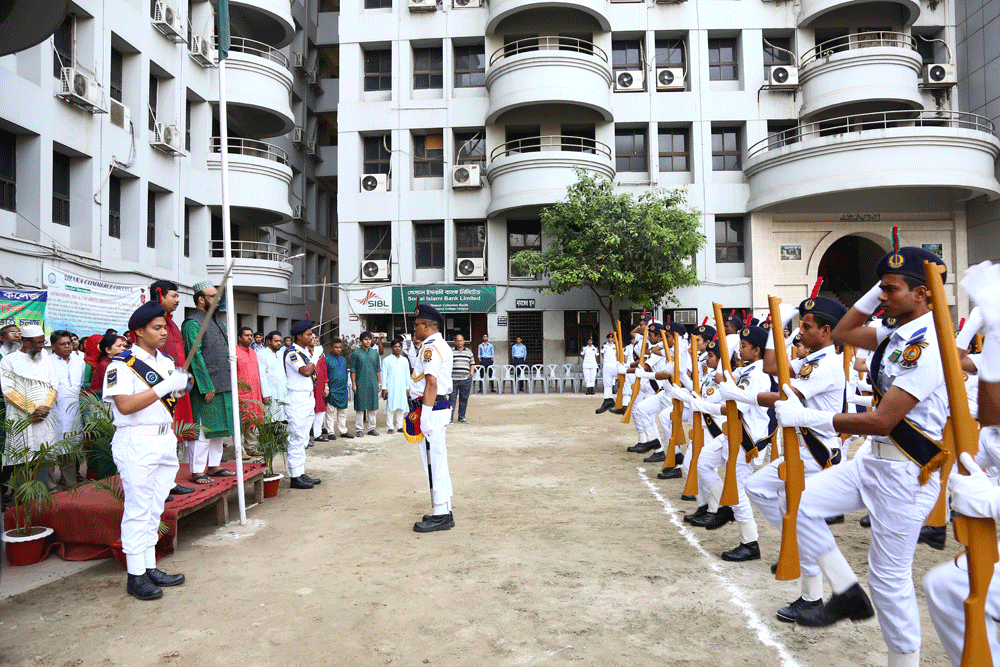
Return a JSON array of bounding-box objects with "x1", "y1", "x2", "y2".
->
[
  {"x1": 497, "y1": 316, "x2": 508, "y2": 327},
  {"x1": 349, "y1": 286, "x2": 393, "y2": 314},
  {"x1": 0, "y1": 289, "x2": 48, "y2": 334},
  {"x1": 392, "y1": 285, "x2": 497, "y2": 314},
  {"x1": 43, "y1": 264, "x2": 146, "y2": 336},
  {"x1": 515, "y1": 299, "x2": 535, "y2": 308}
]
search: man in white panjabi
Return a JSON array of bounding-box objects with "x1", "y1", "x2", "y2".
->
[
  {"x1": 49, "y1": 329, "x2": 86, "y2": 490},
  {"x1": 381, "y1": 339, "x2": 410, "y2": 434}
]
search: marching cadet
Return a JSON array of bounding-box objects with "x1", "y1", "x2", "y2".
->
[
  {"x1": 610, "y1": 316, "x2": 650, "y2": 415},
  {"x1": 774, "y1": 247, "x2": 950, "y2": 667},
  {"x1": 284, "y1": 320, "x2": 323, "y2": 490},
  {"x1": 407, "y1": 304, "x2": 455, "y2": 532},
  {"x1": 674, "y1": 338, "x2": 723, "y2": 514},
  {"x1": 103, "y1": 301, "x2": 191, "y2": 600},
  {"x1": 744, "y1": 296, "x2": 848, "y2": 622},
  {"x1": 596, "y1": 332, "x2": 618, "y2": 414},
  {"x1": 630, "y1": 322, "x2": 688, "y2": 475},
  {"x1": 624, "y1": 322, "x2": 668, "y2": 457}
]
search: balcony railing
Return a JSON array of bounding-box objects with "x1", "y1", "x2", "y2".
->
[
  {"x1": 214, "y1": 35, "x2": 290, "y2": 69},
  {"x1": 490, "y1": 134, "x2": 612, "y2": 161},
  {"x1": 209, "y1": 137, "x2": 290, "y2": 165},
  {"x1": 210, "y1": 240, "x2": 291, "y2": 262},
  {"x1": 747, "y1": 109, "x2": 996, "y2": 160},
  {"x1": 800, "y1": 31, "x2": 917, "y2": 67},
  {"x1": 490, "y1": 36, "x2": 608, "y2": 66}
]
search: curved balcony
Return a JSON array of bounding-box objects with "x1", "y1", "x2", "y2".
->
[
  {"x1": 486, "y1": 135, "x2": 615, "y2": 216},
  {"x1": 799, "y1": 0, "x2": 919, "y2": 28},
  {"x1": 206, "y1": 241, "x2": 293, "y2": 294},
  {"x1": 798, "y1": 33, "x2": 923, "y2": 120},
  {"x1": 230, "y1": 0, "x2": 295, "y2": 48},
  {"x1": 487, "y1": 0, "x2": 610, "y2": 34},
  {"x1": 486, "y1": 37, "x2": 613, "y2": 123},
  {"x1": 744, "y1": 111, "x2": 1000, "y2": 211},
  {"x1": 206, "y1": 138, "x2": 293, "y2": 227},
  {"x1": 212, "y1": 37, "x2": 293, "y2": 138}
]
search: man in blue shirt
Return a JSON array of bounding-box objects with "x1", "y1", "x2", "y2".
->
[
  {"x1": 477, "y1": 334, "x2": 496, "y2": 392},
  {"x1": 511, "y1": 336, "x2": 528, "y2": 392}
]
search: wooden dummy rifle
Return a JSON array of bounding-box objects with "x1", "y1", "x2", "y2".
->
[
  {"x1": 925, "y1": 421, "x2": 956, "y2": 529},
  {"x1": 713, "y1": 302, "x2": 741, "y2": 506},
  {"x1": 768, "y1": 295, "x2": 805, "y2": 581},
  {"x1": 682, "y1": 334, "x2": 704, "y2": 496},
  {"x1": 840, "y1": 345, "x2": 855, "y2": 445},
  {"x1": 621, "y1": 326, "x2": 649, "y2": 424},
  {"x1": 614, "y1": 321, "x2": 626, "y2": 409},
  {"x1": 664, "y1": 332, "x2": 682, "y2": 468},
  {"x1": 924, "y1": 260, "x2": 998, "y2": 667}
]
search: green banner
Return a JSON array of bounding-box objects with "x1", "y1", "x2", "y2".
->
[
  {"x1": 393, "y1": 285, "x2": 497, "y2": 314},
  {"x1": 0, "y1": 289, "x2": 48, "y2": 335}
]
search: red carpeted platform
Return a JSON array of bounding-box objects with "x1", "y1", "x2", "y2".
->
[{"x1": 3, "y1": 462, "x2": 266, "y2": 563}]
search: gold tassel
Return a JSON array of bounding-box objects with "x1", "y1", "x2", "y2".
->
[
  {"x1": 744, "y1": 446, "x2": 759, "y2": 463},
  {"x1": 918, "y1": 450, "x2": 952, "y2": 486}
]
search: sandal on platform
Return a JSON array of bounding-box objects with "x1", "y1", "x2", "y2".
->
[
  {"x1": 208, "y1": 469, "x2": 236, "y2": 477},
  {"x1": 189, "y1": 474, "x2": 214, "y2": 485}
]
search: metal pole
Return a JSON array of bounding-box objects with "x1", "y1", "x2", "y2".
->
[{"x1": 318, "y1": 276, "x2": 327, "y2": 342}]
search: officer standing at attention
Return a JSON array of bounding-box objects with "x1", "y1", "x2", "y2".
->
[
  {"x1": 580, "y1": 336, "x2": 599, "y2": 395},
  {"x1": 103, "y1": 301, "x2": 191, "y2": 600},
  {"x1": 596, "y1": 332, "x2": 618, "y2": 414},
  {"x1": 477, "y1": 334, "x2": 496, "y2": 393},
  {"x1": 284, "y1": 320, "x2": 323, "y2": 489},
  {"x1": 410, "y1": 304, "x2": 455, "y2": 532}
]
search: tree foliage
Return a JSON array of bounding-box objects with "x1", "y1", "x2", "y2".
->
[{"x1": 511, "y1": 170, "x2": 706, "y2": 320}]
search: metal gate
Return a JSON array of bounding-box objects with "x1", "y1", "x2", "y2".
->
[{"x1": 507, "y1": 311, "x2": 543, "y2": 365}]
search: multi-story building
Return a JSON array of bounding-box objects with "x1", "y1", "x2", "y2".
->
[
  {"x1": 0, "y1": 0, "x2": 338, "y2": 336},
  {"x1": 335, "y1": 0, "x2": 999, "y2": 366}
]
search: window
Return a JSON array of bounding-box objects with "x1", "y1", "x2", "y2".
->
[
  {"x1": 363, "y1": 134, "x2": 391, "y2": 174},
  {"x1": 415, "y1": 222, "x2": 445, "y2": 268},
  {"x1": 413, "y1": 134, "x2": 444, "y2": 177},
  {"x1": 110, "y1": 48, "x2": 124, "y2": 103},
  {"x1": 185, "y1": 100, "x2": 192, "y2": 151},
  {"x1": 183, "y1": 206, "x2": 190, "y2": 257},
  {"x1": 413, "y1": 46, "x2": 443, "y2": 89},
  {"x1": 456, "y1": 221, "x2": 485, "y2": 258},
  {"x1": 454, "y1": 44, "x2": 485, "y2": 88},
  {"x1": 508, "y1": 220, "x2": 541, "y2": 279},
  {"x1": 364, "y1": 48, "x2": 391, "y2": 91},
  {"x1": 562, "y1": 125, "x2": 596, "y2": 153},
  {"x1": 148, "y1": 74, "x2": 158, "y2": 131},
  {"x1": 708, "y1": 38, "x2": 738, "y2": 81},
  {"x1": 146, "y1": 190, "x2": 156, "y2": 248},
  {"x1": 766, "y1": 121, "x2": 798, "y2": 149},
  {"x1": 564, "y1": 310, "x2": 599, "y2": 355},
  {"x1": 763, "y1": 37, "x2": 792, "y2": 80},
  {"x1": 612, "y1": 39, "x2": 643, "y2": 73},
  {"x1": 655, "y1": 37, "x2": 686, "y2": 67},
  {"x1": 658, "y1": 127, "x2": 689, "y2": 172},
  {"x1": 504, "y1": 34, "x2": 538, "y2": 57},
  {"x1": 505, "y1": 127, "x2": 540, "y2": 154},
  {"x1": 108, "y1": 176, "x2": 121, "y2": 238},
  {"x1": 914, "y1": 32, "x2": 939, "y2": 64},
  {"x1": 715, "y1": 216, "x2": 744, "y2": 263},
  {"x1": 615, "y1": 128, "x2": 647, "y2": 172},
  {"x1": 53, "y1": 15, "x2": 73, "y2": 79},
  {"x1": 0, "y1": 130, "x2": 14, "y2": 213},
  {"x1": 455, "y1": 130, "x2": 485, "y2": 168},
  {"x1": 365, "y1": 0, "x2": 391, "y2": 7},
  {"x1": 711, "y1": 127, "x2": 741, "y2": 171},
  {"x1": 364, "y1": 224, "x2": 391, "y2": 260},
  {"x1": 52, "y1": 153, "x2": 70, "y2": 226}
]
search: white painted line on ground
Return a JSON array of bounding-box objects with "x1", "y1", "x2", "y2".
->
[{"x1": 638, "y1": 467, "x2": 802, "y2": 667}]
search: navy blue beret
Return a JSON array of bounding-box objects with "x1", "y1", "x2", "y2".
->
[
  {"x1": 706, "y1": 339, "x2": 720, "y2": 355},
  {"x1": 695, "y1": 324, "x2": 717, "y2": 340},
  {"x1": 414, "y1": 303, "x2": 444, "y2": 323},
  {"x1": 740, "y1": 325, "x2": 768, "y2": 350},
  {"x1": 290, "y1": 319, "x2": 313, "y2": 337},
  {"x1": 128, "y1": 301, "x2": 165, "y2": 331},
  {"x1": 726, "y1": 315, "x2": 744, "y2": 329},
  {"x1": 875, "y1": 247, "x2": 946, "y2": 284},
  {"x1": 798, "y1": 296, "x2": 848, "y2": 324}
]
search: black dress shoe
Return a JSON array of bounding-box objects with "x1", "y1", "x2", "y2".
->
[
  {"x1": 169, "y1": 485, "x2": 195, "y2": 495},
  {"x1": 413, "y1": 513, "x2": 455, "y2": 533},
  {"x1": 609, "y1": 407, "x2": 626, "y2": 415},
  {"x1": 796, "y1": 583, "x2": 874, "y2": 627},
  {"x1": 825, "y1": 515, "x2": 845, "y2": 525},
  {"x1": 595, "y1": 399, "x2": 615, "y2": 414},
  {"x1": 328, "y1": 434, "x2": 337, "y2": 441},
  {"x1": 918, "y1": 525, "x2": 947, "y2": 550},
  {"x1": 859, "y1": 513, "x2": 871, "y2": 528},
  {"x1": 684, "y1": 504, "x2": 709, "y2": 523},
  {"x1": 627, "y1": 439, "x2": 659, "y2": 453},
  {"x1": 126, "y1": 573, "x2": 163, "y2": 600},
  {"x1": 146, "y1": 568, "x2": 185, "y2": 587},
  {"x1": 675, "y1": 452, "x2": 684, "y2": 466},
  {"x1": 770, "y1": 562, "x2": 778, "y2": 575},
  {"x1": 301, "y1": 474, "x2": 322, "y2": 486},
  {"x1": 643, "y1": 451, "x2": 666, "y2": 463},
  {"x1": 289, "y1": 475, "x2": 314, "y2": 489},
  {"x1": 657, "y1": 467, "x2": 682, "y2": 479},
  {"x1": 680, "y1": 495, "x2": 696, "y2": 502},
  {"x1": 340, "y1": 432, "x2": 355, "y2": 439},
  {"x1": 776, "y1": 597, "x2": 823, "y2": 623},
  {"x1": 696, "y1": 505, "x2": 735, "y2": 530},
  {"x1": 721, "y1": 541, "x2": 760, "y2": 562}
]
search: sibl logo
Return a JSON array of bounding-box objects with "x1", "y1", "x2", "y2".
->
[{"x1": 355, "y1": 289, "x2": 388, "y2": 309}]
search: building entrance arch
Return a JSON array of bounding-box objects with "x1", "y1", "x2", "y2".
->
[{"x1": 816, "y1": 235, "x2": 887, "y2": 306}]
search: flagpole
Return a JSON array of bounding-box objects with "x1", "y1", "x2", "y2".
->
[
  {"x1": 318, "y1": 275, "x2": 327, "y2": 342},
  {"x1": 217, "y1": 0, "x2": 246, "y2": 524}
]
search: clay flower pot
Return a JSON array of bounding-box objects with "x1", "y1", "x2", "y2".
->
[{"x1": 3, "y1": 526, "x2": 54, "y2": 566}]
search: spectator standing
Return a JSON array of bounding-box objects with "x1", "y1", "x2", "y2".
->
[
  {"x1": 251, "y1": 332, "x2": 265, "y2": 352},
  {"x1": 150, "y1": 280, "x2": 196, "y2": 458},
  {"x1": 0, "y1": 326, "x2": 59, "y2": 479},
  {"x1": 350, "y1": 331, "x2": 381, "y2": 436},
  {"x1": 511, "y1": 336, "x2": 528, "y2": 391},
  {"x1": 324, "y1": 337, "x2": 353, "y2": 439},
  {"x1": 69, "y1": 333, "x2": 83, "y2": 359},
  {"x1": 235, "y1": 327, "x2": 268, "y2": 457},
  {"x1": 381, "y1": 339, "x2": 410, "y2": 433},
  {"x1": 284, "y1": 320, "x2": 322, "y2": 489},
  {"x1": 84, "y1": 333, "x2": 127, "y2": 395},
  {"x1": 259, "y1": 331, "x2": 287, "y2": 423},
  {"x1": 308, "y1": 332, "x2": 329, "y2": 442},
  {"x1": 1, "y1": 324, "x2": 21, "y2": 356},
  {"x1": 477, "y1": 334, "x2": 495, "y2": 392},
  {"x1": 49, "y1": 329, "x2": 85, "y2": 489},
  {"x1": 580, "y1": 336, "x2": 599, "y2": 395},
  {"x1": 450, "y1": 335, "x2": 475, "y2": 423}
]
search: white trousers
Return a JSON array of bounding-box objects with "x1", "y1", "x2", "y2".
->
[
  {"x1": 356, "y1": 410, "x2": 377, "y2": 431},
  {"x1": 312, "y1": 411, "x2": 324, "y2": 437},
  {"x1": 324, "y1": 404, "x2": 348, "y2": 435},
  {"x1": 387, "y1": 409, "x2": 405, "y2": 430},
  {"x1": 797, "y1": 451, "x2": 939, "y2": 654},
  {"x1": 634, "y1": 391, "x2": 669, "y2": 438},
  {"x1": 602, "y1": 365, "x2": 617, "y2": 399},
  {"x1": 286, "y1": 391, "x2": 312, "y2": 477},
  {"x1": 697, "y1": 433, "x2": 756, "y2": 524},
  {"x1": 419, "y1": 406, "x2": 452, "y2": 512},
  {"x1": 187, "y1": 434, "x2": 223, "y2": 474},
  {"x1": 925, "y1": 550, "x2": 1000, "y2": 667},
  {"x1": 112, "y1": 427, "x2": 178, "y2": 566},
  {"x1": 582, "y1": 366, "x2": 597, "y2": 388}
]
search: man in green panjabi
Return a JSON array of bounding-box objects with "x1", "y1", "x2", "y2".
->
[
  {"x1": 350, "y1": 331, "x2": 381, "y2": 436},
  {"x1": 182, "y1": 280, "x2": 235, "y2": 484}
]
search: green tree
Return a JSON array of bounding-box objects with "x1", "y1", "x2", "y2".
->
[{"x1": 511, "y1": 170, "x2": 705, "y2": 321}]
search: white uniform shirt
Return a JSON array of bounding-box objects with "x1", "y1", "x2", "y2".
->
[
  {"x1": 260, "y1": 346, "x2": 288, "y2": 421},
  {"x1": 601, "y1": 342, "x2": 616, "y2": 366},
  {"x1": 732, "y1": 359, "x2": 775, "y2": 442},
  {"x1": 965, "y1": 353, "x2": 980, "y2": 420},
  {"x1": 409, "y1": 332, "x2": 454, "y2": 399},
  {"x1": 789, "y1": 344, "x2": 845, "y2": 442},
  {"x1": 102, "y1": 347, "x2": 175, "y2": 427},
  {"x1": 284, "y1": 344, "x2": 314, "y2": 393},
  {"x1": 580, "y1": 344, "x2": 599, "y2": 368}
]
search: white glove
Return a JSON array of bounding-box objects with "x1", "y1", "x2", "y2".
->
[
  {"x1": 774, "y1": 383, "x2": 836, "y2": 432},
  {"x1": 154, "y1": 370, "x2": 190, "y2": 398},
  {"x1": 962, "y1": 261, "x2": 1000, "y2": 331},
  {"x1": 691, "y1": 398, "x2": 723, "y2": 416},
  {"x1": 955, "y1": 307, "x2": 985, "y2": 350},
  {"x1": 980, "y1": 331, "x2": 1000, "y2": 382},
  {"x1": 845, "y1": 393, "x2": 873, "y2": 407},
  {"x1": 854, "y1": 282, "x2": 884, "y2": 315},
  {"x1": 419, "y1": 405, "x2": 434, "y2": 434},
  {"x1": 949, "y1": 452, "x2": 1000, "y2": 521},
  {"x1": 718, "y1": 371, "x2": 757, "y2": 405},
  {"x1": 680, "y1": 372, "x2": 694, "y2": 391},
  {"x1": 669, "y1": 385, "x2": 692, "y2": 403},
  {"x1": 635, "y1": 369, "x2": 655, "y2": 379},
  {"x1": 617, "y1": 362, "x2": 629, "y2": 375}
]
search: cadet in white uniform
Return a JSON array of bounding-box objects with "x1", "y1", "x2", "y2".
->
[
  {"x1": 103, "y1": 302, "x2": 190, "y2": 600},
  {"x1": 596, "y1": 333, "x2": 618, "y2": 414},
  {"x1": 629, "y1": 322, "x2": 688, "y2": 475},
  {"x1": 775, "y1": 247, "x2": 950, "y2": 667},
  {"x1": 284, "y1": 320, "x2": 323, "y2": 489},
  {"x1": 408, "y1": 304, "x2": 455, "y2": 532},
  {"x1": 580, "y1": 337, "x2": 599, "y2": 395},
  {"x1": 674, "y1": 338, "x2": 723, "y2": 515}
]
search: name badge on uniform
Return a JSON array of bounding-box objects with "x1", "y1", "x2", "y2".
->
[
  {"x1": 888, "y1": 350, "x2": 902, "y2": 363},
  {"x1": 422, "y1": 347, "x2": 433, "y2": 362},
  {"x1": 289, "y1": 352, "x2": 299, "y2": 362},
  {"x1": 106, "y1": 368, "x2": 117, "y2": 387}
]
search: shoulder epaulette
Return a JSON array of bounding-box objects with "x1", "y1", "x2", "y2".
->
[{"x1": 112, "y1": 350, "x2": 133, "y2": 362}]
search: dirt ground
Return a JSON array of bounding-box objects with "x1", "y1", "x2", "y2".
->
[{"x1": 0, "y1": 392, "x2": 959, "y2": 667}]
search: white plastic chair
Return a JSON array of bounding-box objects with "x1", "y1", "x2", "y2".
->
[
  {"x1": 485, "y1": 364, "x2": 500, "y2": 393},
  {"x1": 529, "y1": 364, "x2": 546, "y2": 393},
  {"x1": 471, "y1": 365, "x2": 485, "y2": 394},
  {"x1": 500, "y1": 364, "x2": 517, "y2": 394},
  {"x1": 561, "y1": 364, "x2": 578, "y2": 393},
  {"x1": 515, "y1": 365, "x2": 531, "y2": 393},
  {"x1": 545, "y1": 364, "x2": 561, "y2": 393}
]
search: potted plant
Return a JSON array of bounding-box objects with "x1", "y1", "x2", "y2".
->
[
  {"x1": 83, "y1": 475, "x2": 170, "y2": 568},
  {"x1": 236, "y1": 379, "x2": 288, "y2": 497}
]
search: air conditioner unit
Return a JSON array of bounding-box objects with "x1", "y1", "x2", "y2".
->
[
  {"x1": 655, "y1": 0, "x2": 688, "y2": 4},
  {"x1": 452, "y1": 164, "x2": 481, "y2": 189},
  {"x1": 190, "y1": 36, "x2": 216, "y2": 67},
  {"x1": 109, "y1": 99, "x2": 131, "y2": 130},
  {"x1": 655, "y1": 67, "x2": 685, "y2": 91},
  {"x1": 614, "y1": 70, "x2": 644, "y2": 92},
  {"x1": 58, "y1": 67, "x2": 104, "y2": 112},
  {"x1": 151, "y1": 122, "x2": 184, "y2": 155},
  {"x1": 360, "y1": 259, "x2": 390, "y2": 282},
  {"x1": 292, "y1": 204, "x2": 306, "y2": 220},
  {"x1": 152, "y1": 1, "x2": 184, "y2": 41},
  {"x1": 409, "y1": 0, "x2": 436, "y2": 11},
  {"x1": 307, "y1": 140, "x2": 318, "y2": 156},
  {"x1": 308, "y1": 70, "x2": 320, "y2": 88},
  {"x1": 456, "y1": 257, "x2": 485, "y2": 279},
  {"x1": 293, "y1": 127, "x2": 307, "y2": 146},
  {"x1": 361, "y1": 174, "x2": 388, "y2": 192},
  {"x1": 768, "y1": 65, "x2": 799, "y2": 88},
  {"x1": 923, "y1": 63, "x2": 956, "y2": 87},
  {"x1": 293, "y1": 52, "x2": 308, "y2": 73},
  {"x1": 453, "y1": 0, "x2": 482, "y2": 7}
]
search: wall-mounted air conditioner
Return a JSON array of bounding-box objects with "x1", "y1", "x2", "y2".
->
[
  {"x1": 152, "y1": 1, "x2": 184, "y2": 41},
  {"x1": 409, "y1": 0, "x2": 436, "y2": 11},
  {"x1": 655, "y1": 67, "x2": 684, "y2": 91},
  {"x1": 452, "y1": 164, "x2": 482, "y2": 189},
  {"x1": 453, "y1": 0, "x2": 482, "y2": 7},
  {"x1": 151, "y1": 122, "x2": 184, "y2": 155},
  {"x1": 109, "y1": 99, "x2": 130, "y2": 130},
  {"x1": 294, "y1": 52, "x2": 308, "y2": 73},
  {"x1": 292, "y1": 204, "x2": 306, "y2": 220},
  {"x1": 293, "y1": 127, "x2": 307, "y2": 146},
  {"x1": 768, "y1": 65, "x2": 799, "y2": 88},
  {"x1": 456, "y1": 258, "x2": 486, "y2": 279},
  {"x1": 614, "y1": 70, "x2": 644, "y2": 92},
  {"x1": 360, "y1": 259, "x2": 390, "y2": 281},
  {"x1": 361, "y1": 174, "x2": 388, "y2": 192},
  {"x1": 58, "y1": 67, "x2": 105, "y2": 113},
  {"x1": 190, "y1": 36, "x2": 217, "y2": 67},
  {"x1": 923, "y1": 63, "x2": 956, "y2": 87}
]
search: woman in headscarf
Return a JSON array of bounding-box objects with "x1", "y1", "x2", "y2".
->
[{"x1": 83, "y1": 332, "x2": 127, "y2": 396}]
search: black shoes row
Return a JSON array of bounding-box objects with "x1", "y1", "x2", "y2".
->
[
  {"x1": 290, "y1": 474, "x2": 322, "y2": 489},
  {"x1": 414, "y1": 512, "x2": 455, "y2": 532},
  {"x1": 127, "y1": 568, "x2": 185, "y2": 601}
]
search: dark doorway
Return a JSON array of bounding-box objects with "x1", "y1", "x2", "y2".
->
[
  {"x1": 507, "y1": 310, "x2": 543, "y2": 364},
  {"x1": 817, "y1": 235, "x2": 886, "y2": 306}
]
